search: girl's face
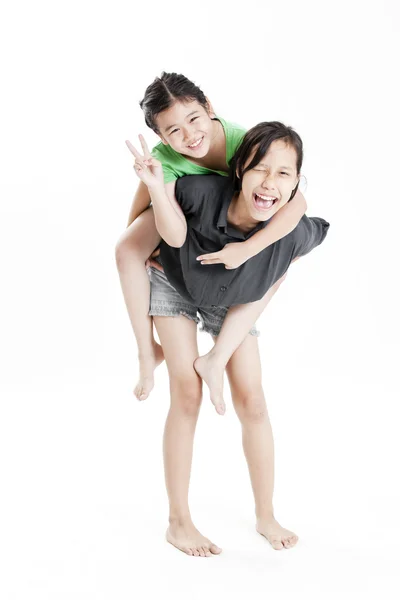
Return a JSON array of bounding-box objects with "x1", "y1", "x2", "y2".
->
[
  {"x1": 155, "y1": 100, "x2": 216, "y2": 158},
  {"x1": 239, "y1": 140, "x2": 300, "y2": 224}
]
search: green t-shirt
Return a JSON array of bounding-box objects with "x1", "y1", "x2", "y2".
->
[{"x1": 151, "y1": 117, "x2": 246, "y2": 184}]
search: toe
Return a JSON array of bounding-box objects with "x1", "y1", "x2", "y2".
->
[
  {"x1": 186, "y1": 548, "x2": 193, "y2": 556},
  {"x1": 215, "y1": 402, "x2": 226, "y2": 415},
  {"x1": 270, "y1": 537, "x2": 284, "y2": 550},
  {"x1": 192, "y1": 548, "x2": 200, "y2": 556},
  {"x1": 204, "y1": 547, "x2": 212, "y2": 557},
  {"x1": 209, "y1": 543, "x2": 222, "y2": 555},
  {"x1": 198, "y1": 547, "x2": 206, "y2": 557},
  {"x1": 135, "y1": 384, "x2": 149, "y2": 401}
]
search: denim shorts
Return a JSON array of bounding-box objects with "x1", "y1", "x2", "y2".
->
[{"x1": 148, "y1": 266, "x2": 259, "y2": 337}]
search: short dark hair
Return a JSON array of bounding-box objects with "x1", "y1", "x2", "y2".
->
[
  {"x1": 139, "y1": 72, "x2": 209, "y2": 133},
  {"x1": 229, "y1": 121, "x2": 303, "y2": 201}
]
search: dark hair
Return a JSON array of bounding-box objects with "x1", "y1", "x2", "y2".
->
[
  {"x1": 139, "y1": 72, "x2": 209, "y2": 133},
  {"x1": 229, "y1": 121, "x2": 303, "y2": 201}
]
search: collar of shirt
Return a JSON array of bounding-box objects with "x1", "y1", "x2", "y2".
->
[{"x1": 216, "y1": 181, "x2": 267, "y2": 241}]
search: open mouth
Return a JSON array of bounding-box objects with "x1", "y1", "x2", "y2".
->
[
  {"x1": 253, "y1": 192, "x2": 278, "y2": 211},
  {"x1": 187, "y1": 137, "x2": 204, "y2": 150}
]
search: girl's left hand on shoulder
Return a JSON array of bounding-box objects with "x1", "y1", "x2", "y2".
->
[{"x1": 196, "y1": 242, "x2": 250, "y2": 270}]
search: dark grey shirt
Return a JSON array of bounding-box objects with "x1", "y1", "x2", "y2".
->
[{"x1": 160, "y1": 175, "x2": 329, "y2": 308}]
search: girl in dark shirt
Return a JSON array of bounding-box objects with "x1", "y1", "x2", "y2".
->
[
  {"x1": 128, "y1": 121, "x2": 329, "y2": 557},
  {"x1": 131, "y1": 122, "x2": 328, "y2": 414}
]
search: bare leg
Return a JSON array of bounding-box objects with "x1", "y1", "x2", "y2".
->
[
  {"x1": 115, "y1": 208, "x2": 164, "y2": 400},
  {"x1": 195, "y1": 273, "x2": 287, "y2": 414},
  {"x1": 226, "y1": 334, "x2": 298, "y2": 550},
  {"x1": 153, "y1": 314, "x2": 222, "y2": 557}
]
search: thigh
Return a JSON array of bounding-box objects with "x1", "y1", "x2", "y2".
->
[
  {"x1": 153, "y1": 314, "x2": 200, "y2": 382},
  {"x1": 149, "y1": 266, "x2": 200, "y2": 326},
  {"x1": 199, "y1": 306, "x2": 259, "y2": 337},
  {"x1": 118, "y1": 207, "x2": 161, "y2": 259}
]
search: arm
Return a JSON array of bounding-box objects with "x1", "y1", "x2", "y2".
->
[
  {"x1": 126, "y1": 180, "x2": 151, "y2": 227},
  {"x1": 243, "y1": 190, "x2": 307, "y2": 259},
  {"x1": 197, "y1": 190, "x2": 307, "y2": 269},
  {"x1": 126, "y1": 137, "x2": 187, "y2": 248},
  {"x1": 147, "y1": 180, "x2": 187, "y2": 248}
]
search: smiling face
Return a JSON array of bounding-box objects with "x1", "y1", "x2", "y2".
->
[
  {"x1": 237, "y1": 140, "x2": 300, "y2": 226},
  {"x1": 154, "y1": 99, "x2": 216, "y2": 159}
]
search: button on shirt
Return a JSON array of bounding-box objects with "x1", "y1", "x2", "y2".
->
[{"x1": 160, "y1": 175, "x2": 329, "y2": 308}]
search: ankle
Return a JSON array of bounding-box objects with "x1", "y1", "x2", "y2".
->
[
  {"x1": 168, "y1": 513, "x2": 192, "y2": 527},
  {"x1": 256, "y1": 510, "x2": 275, "y2": 523},
  {"x1": 204, "y1": 348, "x2": 228, "y2": 369},
  {"x1": 138, "y1": 346, "x2": 157, "y2": 361}
]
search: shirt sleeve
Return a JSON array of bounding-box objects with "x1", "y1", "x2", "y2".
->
[
  {"x1": 291, "y1": 215, "x2": 330, "y2": 258},
  {"x1": 151, "y1": 146, "x2": 178, "y2": 184}
]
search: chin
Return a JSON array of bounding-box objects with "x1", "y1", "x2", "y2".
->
[{"x1": 253, "y1": 208, "x2": 277, "y2": 223}]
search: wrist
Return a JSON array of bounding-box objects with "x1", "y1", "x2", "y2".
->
[
  {"x1": 243, "y1": 238, "x2": 257, "y2": 259},
  {"x1": 147, "y1": 181, "x2": 165, "y2": 193}
]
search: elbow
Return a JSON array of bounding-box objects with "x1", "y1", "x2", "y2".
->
[
  {"x1": 167, "y1": 240, "x2": 185, "y2": 249},
  {"x1": 155, "y1": 225, "x2": 186, "y2": 248},
  {"x1": 297, "y1": 192, "x2": 307, "y2": 214},
  {"x1": 174, "y1": 235, "x2": 187, "y2": 248},
  {"x1": 164, "y1": 233, "x2": 186, "y2": 248},
  {"x1": 169, "y1": 224, "x2": 187, "y2": 248},
  {"x1": 294, "y1": 190, "x2": 307, "y2": 215}
]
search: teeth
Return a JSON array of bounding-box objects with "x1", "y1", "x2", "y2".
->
[
  {"x1": 257, "y1": 193, "x2": 276, "y2": 201},
  {"x1": 189, "y1": 138, "x2": 202, "y2": 148}
]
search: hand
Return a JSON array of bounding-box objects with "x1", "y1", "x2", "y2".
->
[
  {"x1": 125, "y1": 135, "x2": 164, "y2": 189},
  {"x1": 196, "y1": 242, "x2": 251, "y2": 270},
  {"x1": 145, "y1": 248, "x2": 164, "y2": 272}
]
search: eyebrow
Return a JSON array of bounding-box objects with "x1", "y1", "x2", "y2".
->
[
  {"x1": 164, "y1": 111, "x2": 200, "y2": 133},
  {"x1": 257, "y1": 163, "x2": 294, "y2": 171}
]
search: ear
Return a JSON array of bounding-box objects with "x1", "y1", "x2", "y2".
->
[{"x1": 205, "y1": 96, "x2": 216, "y2": 119}]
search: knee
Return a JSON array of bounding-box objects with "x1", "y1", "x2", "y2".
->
[
  {"x1": 115, "y1": 231, "x2": 140, "y2": 270},
  {"x1": 170, "y1": 376, "x2": 202, "y2": 417},
  {"x1": 233, "y1": 391, "x2": 267, "y2": 424}
]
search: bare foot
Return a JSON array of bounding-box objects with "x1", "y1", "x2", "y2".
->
[
  {"x1": 166, "y1": 518, "x2": 222, "y2": 557},
  {"x1": 256, "y1": 517, "x2": 299, "y2": 550},
  {"x1": 193, "y1": 353, "x2": 226, "y2": 415},
  {"x1": 134, "y1": 342, "x2": 164, "y2": 401}
]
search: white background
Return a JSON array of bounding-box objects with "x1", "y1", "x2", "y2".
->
[{"x1": 1, "y1": 0, "x2": 399, "y2": 598}]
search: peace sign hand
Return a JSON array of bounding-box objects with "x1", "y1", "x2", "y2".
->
[{"x1": 125, "y1": 135, "x2": 164, "y2": 189}]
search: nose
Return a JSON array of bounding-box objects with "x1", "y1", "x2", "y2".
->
[
  {"x1": 261, "y1": 173, "x2": 277, "y2": 191},
  {"x1": 182, "y1": 125, "x2": 194, "y2": 142}
]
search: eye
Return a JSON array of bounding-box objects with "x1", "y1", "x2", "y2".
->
[
  {"x1": 170, "y1": 128, "x2": 179, "y2": 135},
  {"x1": 190, "y1": 117, "x2": 199, "y2": 123},
  {"x1": 280, "y1": 172, "x2": 289, "y2": 176}
]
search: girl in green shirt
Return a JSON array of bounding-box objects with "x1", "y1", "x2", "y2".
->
[
  {"x1": 117, "y1": 72, "x2": 307, "y2": 555},
  {"x1": 116, "y1": 72, "x2": 307, "y2": 402}
]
